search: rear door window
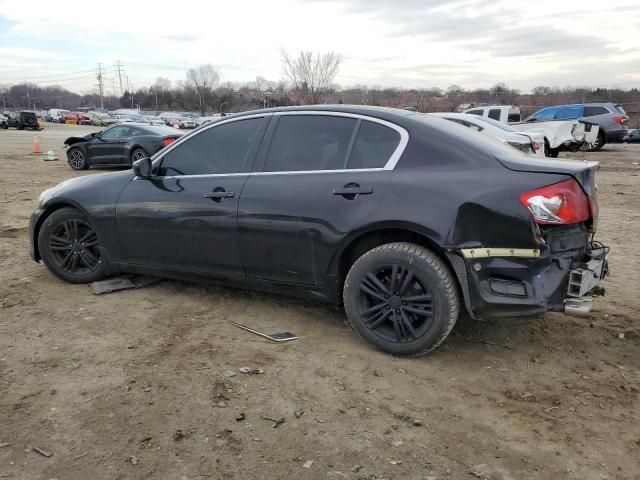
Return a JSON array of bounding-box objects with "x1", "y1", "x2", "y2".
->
[
  {"x1": 488, "y1": 109, "x2": 501, "y2": 120},
  {"x1": 466, "y1": 109, "x2": 483, "y2": 116},
  {"x1": 263, "y1": 115, "x2": 357, "y2": 172},
  {"x1": 554, "y1": 105, "x2": 583, "y2": 120},
  {"x1": 347, "y1": 120, "x2": 400, "y2": 169},
  {"x1": 584, "y1": 106, "x2": 610, "y2": 116}
]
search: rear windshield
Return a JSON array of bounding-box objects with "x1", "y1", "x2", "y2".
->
[
  {"x1": 145, "y1": 125, "x2": 182, "y2": 136},
  {"x1": 614, "y1": 104, "x2": 626, "y2": 115},
  {"x1": 475, "y1": 116, "x2": 517, "y2": 132},
  {"x1": 21, "y1": 112, "x2": 37, "y2": 119},
  {"x1": 415, "y1": 114, "x2": 529, "y2": 158}
]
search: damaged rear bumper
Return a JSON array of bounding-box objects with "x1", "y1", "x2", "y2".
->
[{"x1": 447, "y1": 224, "x2": 609, "y2": 319}]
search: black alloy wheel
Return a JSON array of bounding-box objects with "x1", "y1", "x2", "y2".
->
[
  {"x1": 358, "y1": 264, "x2": 434, "y2": 344},
  {"x1": 343, "y1": 242, "x2": 459, "y2": 357},
  {"x1": 68, "y1": 148, "x2": 88, "y2": 170},
  {"x1": 38, "y1": 207, "x2": 108, "y2": 283}
]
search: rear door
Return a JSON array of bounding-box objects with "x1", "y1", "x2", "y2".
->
[{"x1": 238, "y1": 113, "x2": 407, "y2": 286}]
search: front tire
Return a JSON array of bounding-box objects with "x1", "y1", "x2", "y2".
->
[
  {"x1": 67, "y1": 148, "x2": 88, "y2": 170},
  {"x1": 38, "y1": 207, "x2": 108, "y2": 283},
  {"x1": 343, "y1": 242, "x2": 459, "y2": 357}
]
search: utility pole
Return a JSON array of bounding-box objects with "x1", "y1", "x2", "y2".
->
[
  {"x1": 97, "y1": 63, "x2": 105, "y2": 110},
  {"x1": 126, "y1": 76, "x2": 134, "y2": 109},
  {"x1": 114, "y1": 60, "x2": 125, "y2": 95}
]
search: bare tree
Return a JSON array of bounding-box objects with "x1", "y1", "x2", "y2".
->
[
  {"x1": 153, "y1": 77, "x2": 172, "y2": 92},
  {"x1": 186, "y1": 64, "x2": 220, "y2": 115},
  {"x1": 281, "y1": 50, "x2": 342, "y2": 104}
]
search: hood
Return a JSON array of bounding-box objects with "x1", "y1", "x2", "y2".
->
[{"x1": 64, "y1": 132, "x2": 101, "y2": 146}]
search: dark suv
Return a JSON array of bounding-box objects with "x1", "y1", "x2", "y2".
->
[
  {"x1": 524, "y1": 103, "x2": 628, "y2": 151},
  {"x1": 5, "y1": 111, "x2": 40, "y2": 130},
  {"x1": 29, "y1": 106, "x2": 609, "y2": 356}
]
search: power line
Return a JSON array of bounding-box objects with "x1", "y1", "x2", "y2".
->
[{"x1": 0, "y1": 70, "x2": 96, "y2": 83}]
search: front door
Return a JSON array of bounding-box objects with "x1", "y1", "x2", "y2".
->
[
  {"x1": 238, "y1": 113, "x2": 405, "y2": 285},
  {"x1": 115, "y1": 115, "x2": 269, "y2": 276},
  {"x1": 88, "y1": 124, "x2": 134, "y2": 164}
]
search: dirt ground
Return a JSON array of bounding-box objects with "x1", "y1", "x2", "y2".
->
[{"x1": 1, "y1": 123, "x2": 638, "y2": 480}]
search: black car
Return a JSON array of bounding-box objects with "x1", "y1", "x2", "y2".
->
[
  {"x1": 64, "y1": 123, "x2": 182, "y2": 170},
  {"x1": 4, "y1": 111, "x2": 40, "y2": 130},
  {"x1": 29, "y1": 106, "x2": 609, "y2": 356}
]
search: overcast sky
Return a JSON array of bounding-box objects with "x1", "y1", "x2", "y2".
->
[{"x1": 1, "y1": 0, "x2": 639, "y2": 94}]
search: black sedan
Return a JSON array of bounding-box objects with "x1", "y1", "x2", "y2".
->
[
  {"x1": 64, "y1": 123, "x2": 182, "y2": 170},
  {"x1": 30, "y1": 106, "x2": 608, "y2": 356}
]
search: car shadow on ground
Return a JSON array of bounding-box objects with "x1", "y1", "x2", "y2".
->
[{"x1": 150, "y1": 276, "x2": 545, "y2": 358}]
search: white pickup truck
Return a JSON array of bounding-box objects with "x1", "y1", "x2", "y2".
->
[{"x1": 464, "y1": 105, "x2": 599, "y2": 157}]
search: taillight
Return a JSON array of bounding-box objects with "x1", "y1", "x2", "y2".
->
[
  {"x1": 613, "y1": 115, "x2": 627, "y2": 125},
  {"x1": 519, "y1": 179, "x2": 591, "y2": 224},
  {"x1": 162, "y1": 137, "x2": 176, "y2": 146}
]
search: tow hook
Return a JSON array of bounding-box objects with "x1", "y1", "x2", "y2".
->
[{"x1": 564, "y1": 297, "x2": 593, "y2": 317}]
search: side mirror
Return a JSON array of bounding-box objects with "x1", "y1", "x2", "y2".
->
[{"x1": 132, "y1": 157, "x2": 152, "y2": 178}]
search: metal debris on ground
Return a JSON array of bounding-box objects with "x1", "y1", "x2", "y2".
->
[
  {"x1": 0, "y1": 443, "x2": 10, "y2": 448},
  {"x1": 303, "y1": 460, "x2": 314, "y2": 469},
  {"x1": 73, "y1": 452, "x2": 88, "y2": 460},
  {"x1": 239, "y1": 367, "x2": 264, "y2": 375},
  {"x1": 89, "y1": 276, "x2": 160, "y2": 295},
  {"x1": 32, "y1": 447, "x2": 52, "y2": 457},
  {"x1": 263, "y1": 416, "x2": 286, "y2": 428},
  {"x1": 229, "y1": 321, "x2": 298, "y2": 343},
  {"x1": 236, "y1": 413, "x2": 246, "y2": 422},
  {"x1": 294, "y1": 409, "x2": 305, "y2": 418}
]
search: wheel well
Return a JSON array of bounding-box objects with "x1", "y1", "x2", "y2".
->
[
  {"x1": 337, "y1": 228, "x2": 456, "y2": 296},
  {"x1": 32, "y1": 203, "x2": 77, "y2": 261}
]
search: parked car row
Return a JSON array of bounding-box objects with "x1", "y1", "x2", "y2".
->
[{"x1": 464, "y1": 102, "x2": 629, "y2": 155}]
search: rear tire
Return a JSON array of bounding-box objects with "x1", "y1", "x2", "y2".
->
[
  {"x1": 130, "y1": 147, "x2": 149, "y2": 164},
  {"x1": 584, "y1": 132, "x2": 605, "y2": 152},
  {"x1": 343, "y1": 242, "x2": 459, "y2": 357},
  {"x1": 67, "y1": 148, "x2": 88, "y2": 170},
  {"x1": 38, "y1": 207, "x2": 109, "y2": 284}
]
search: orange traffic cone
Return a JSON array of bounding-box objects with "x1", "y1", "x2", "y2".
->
[{"x1": 33, "y1": 135, "x2": 42, "y2": 154}]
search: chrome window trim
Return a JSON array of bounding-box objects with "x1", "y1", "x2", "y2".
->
[
  {"x1": 150, "y1": 112, "x2": 271, "y2": 163},
  {"x1": 153, "y1": 110, "x2": 409, "y2": 178}
]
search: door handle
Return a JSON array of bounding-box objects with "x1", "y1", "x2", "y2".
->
[
  {"x1": 204, "y1": 189, "x2": 235, "y2": 201},
  {"x1": 333, "y1": 184, "x2": 373, "y2": 196}
]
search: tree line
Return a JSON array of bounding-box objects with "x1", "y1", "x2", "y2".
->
[{"x1": 1, "y1": 50, "x2": 639, "y2": 126}]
